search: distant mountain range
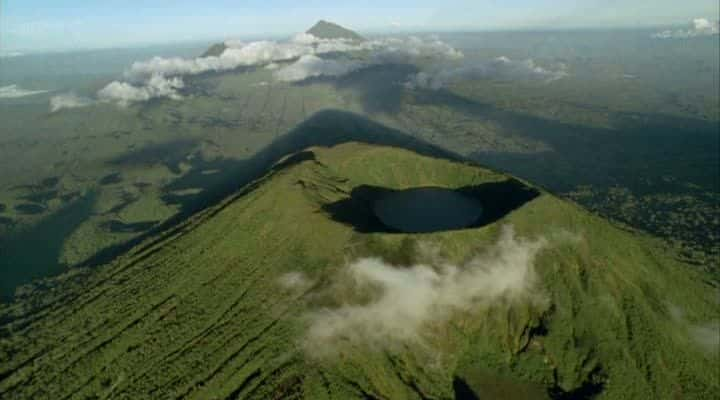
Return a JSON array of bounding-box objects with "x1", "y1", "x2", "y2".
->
[{"x1": 201, "y1": 20, "x2": 364, "y2": 58}]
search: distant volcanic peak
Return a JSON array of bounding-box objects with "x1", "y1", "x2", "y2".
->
[
  {"x1": 201, "y1": 42, "x2": 227, "y2": 58},
  {"x1": 200, "y1": 20, "x2": 362, "y2": 59},
  {"x1": 307, "y1": 20, "x2": 365, "y2": 42}
]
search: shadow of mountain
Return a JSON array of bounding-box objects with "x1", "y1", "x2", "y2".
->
[
  {"x1": 19, "y1": 190, "x2": 59, "y2": 204},
  {"x1": 0, "y1": 217, "x2": 14, "y2": 229},
  {"x1": 13, "y1": 204, "x2": 46, "y2": 215},
  {"x1": 408, "y1": 89, "x2": 719, "y2": 194},
  {"x1": 292, "y1": 63, "x2": 419, "y2": 114},
  {"x1": 107, "y1": 138, "x2": 200, "y2": 174},
  {"x1": 0, "y1": 191, "x2": 97, "y2": 300},
  {"x1": 99, "y1": 173, "x2": 123, "y2": 186},
  {"x1": 162, "y1": 109, "x2": 464, "y2": 216},
  {"x1": 100, "y1": 220, "x2": 159, "y2": 234},
  {"x1": 335, "y1": 64, "x2": 419, "y2": 114},
  {"x1": 322, "y1": 179, "x2": 540, "y2": 233},
  {"x1": 548, "y1": 365, "x2": 606, "y2": 400},
  {"x1": 77, "y1": 109, "x2": 467, "y2": 271},
  {"x1": 453, "y1": 377, "x2": 480, "y2": 400}
]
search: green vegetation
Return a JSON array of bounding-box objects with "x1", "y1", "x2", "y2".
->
[
  {"x1": 1, "y1": 30, "x2": 716, "y2": 298},
  {"x1": 1, "y1": 143, "x2": 716, "y2": 399},
  {"x1": 0, "y1": 30, "x2": 717, "y2": 398}
]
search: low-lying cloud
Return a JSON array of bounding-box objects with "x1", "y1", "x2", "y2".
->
[
  {"x1": 404, "y1": 57, "x2": 569, "y2": 90},
  {"x1": 49, "y1": 92, "x2": 94, "y2": 112},
  {"x1": 689, "y1": 323, "x2": 720, "y2": 353},
  {"x1": 278, "y1": 271, "x2": 313, "y2": 289},
  {"x1": 274, "y1": 35, "x2": 464, "y2": 83},
  {"x1": 300, "y1": 225, "x2": 549, "y2": 355},
  {"x1": 55, "y1": 28, "x2": 564, "y2": 109},
  {"x1": 98, "y1": 74, "x2": 184, "y2": 106},
  {"x1": 83, "y1": 33, "x2": 466, "y2": 106},
  {"x1": 124, "y1": 38, "x2": 315, "y2": 81},
  {"x1": 0, "y1": 84, "x2": 49, "y2": 99},
  {"x1": 369, "y1": 35, "x2": 464, "y2": 64},
  {"x1": 274, "y1": 55, "x2": 364, "y2": 82},
  {"x1": 652, "y1": 18, "x2": 719, "y2": 39},
  {"x1": 669, "y1": 303, "x2": 719, "y2": 354},
  {"x1": 0, "y1": 51, "x2": 24, "y2": 58}
]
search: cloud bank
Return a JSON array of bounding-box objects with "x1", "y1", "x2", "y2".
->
[
  {"x1": 274, "y1": 35, "x2": 464, "y2": 83},
  {"x1": 98, "y1": 74, "x2": 184, "y2": 106},
  {"x1": 0, "y1": 84, "x2": 49, "y2": 99},
  {"x1": 85, "y1": 33, "x2": 465, "y2": 106},
  {"x1": 0, "y1": 52, "x2": 24, "y2": 59},
  {"x1": 49, "y1": 92, "x2": 94, "y2": 112},
  {"x1": 404, "y1": 56, "x2": 569, "y2": 90},
  {"x1": 274, "y1": 55, "x2": 365, "y2": 82},
  {"x1": 124, "y1": 38, "x2": 316, "y2": 81},
  {"x1": 54, "y1": 29, "x2": 560, "y2": 109},
  {"x1": 302, "y1": 225, "x2": 548, "y2": 355},
  {"x1": 652, "y1": 18, "x2": 720, "y2": 39}
]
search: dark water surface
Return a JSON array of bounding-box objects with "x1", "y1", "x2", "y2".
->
[{"x1": 373, "y1": 187, "x2": 484, "y2": 233}]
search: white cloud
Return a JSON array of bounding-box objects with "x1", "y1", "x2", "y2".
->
[
  {"x1": 0, "y1": 84, "x2": 49, "y2": 99},
  {"x1": 125, "y1": 41, "x2": 315, "y2": 82},
  {"x1": 290, "y1": 32, "x2": 321, "y2": 46},
  {"x1": 0, "y1": 51, "x2": 23, "y2": 59},
  {"x1": 291, "y1": 32, "x2": 366, "y2": 54},
  {"x1": 652, "y1": 18, "x2": 719, "y2": 39},
  {"x1": 274, "y1": 55, "x2": 365, "y2": 82},
  {"x1": 224, "y1": 39, "x2": 245, "y2": 49},
  {"x1": 273, "y1": 35, "x2": 465, "y2": 83},
  {"x1": 369, "y1": 36, "x2": 464, "y2": 64},
  {"x1": 302, "y1": 225, "x2": 549, "y2": 356},
  {"x1": 51, "y1": 29, "x2": 568, "y2": 107},
  {"x1": 278, "y1": 272, "x2": 313, "y2": 289},
  {"x1": 668, "y1": 303, "x2": 719, "y2": 354},
  {"x1": 98, "y1": 74, "x2": 184, "y2": 106},
  {"x1": 93, "y1": 32, "x2": 465, "y2": 103},
  {"x1": 405, "y1": 56, "x2": 568, "y2": 90},
  {"x1": 693, "y1": 18, "x2": 715, "y2": 31},
  {"x1": 49, "y1": 92, "x2": 93, "y2": 112},
  {"x1": 689, "y1": 323, "x2": 720, "y2": 354}
]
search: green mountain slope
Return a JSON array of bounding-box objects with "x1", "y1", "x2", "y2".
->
[
  {"x1": 0, "y1": 143, "x2": 717, "y2": 399},
  {"x1": 307, "y1": 20, "x2": 365, "y2": 42}
]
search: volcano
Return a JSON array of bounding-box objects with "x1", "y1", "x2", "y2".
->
[{"x1": 0, "y1": 142, "x2": 717, "y2": 399}]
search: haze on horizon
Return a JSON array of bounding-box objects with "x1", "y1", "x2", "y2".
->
[{"x1": 1, "y1": 0, "x2": 718, "y2": 53}]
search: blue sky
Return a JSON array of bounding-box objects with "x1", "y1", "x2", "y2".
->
[{"x1": 1, "y1": 0, "x2": 718, "y2": 51}]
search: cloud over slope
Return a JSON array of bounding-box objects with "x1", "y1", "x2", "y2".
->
[
  {"x1": 0, "y1": 84, "x2": 49, "y2": 99},
  {"x1": 301, "y1": 225, "x2": 550, "y2": 355},
  {"x1": 405, "y1": 56, "x2": 568, "y2": 90},
  {"x1": 52, "y1": 27, "x2": 567, "y2": 109},
  {"x1": 49, "y1": 92, "x2": 94, "y2": 112},
  {"x1": 90, "y1": 33, "x2": 465, "y2": 105}
]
